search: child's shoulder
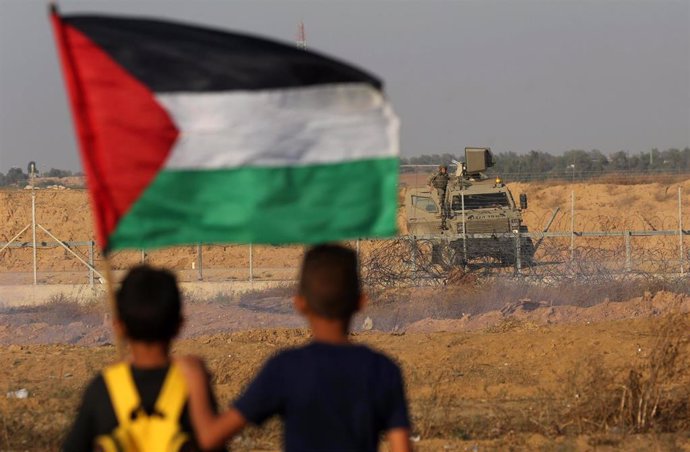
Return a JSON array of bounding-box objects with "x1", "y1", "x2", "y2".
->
[
  {"x1": 353, "y1": 344, "x2": 403, "y2": 372},
  {"x1": 73, "y1": 372, "x2": 112, "y2": 415},
  {"x1": 81, "y1": 363, "x2": 133, "y2": 401},
  {"x1": 84, "y1": 372, "x2": 109, "y2": 396},
  {"x1": 270, "y1": 342, "x2": 402, "y2": 370}
]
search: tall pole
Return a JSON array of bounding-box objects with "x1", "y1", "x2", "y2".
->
[
  {"x1": 679, "y1": 187, "x2": 684, "y2": 276},
  {"x1": 624, "y1": 231, "x2": 632, "y2": 273},
  {"x1": 104, "y1": 256, "x2": 125, "y2": 358},
  {"x1": 515, "y1": 228, "x2": 522, "y2": 273},
  {"x1": 31, "y1": 168, "x2": 37, "y2": 285},
  {"x1": 570, "y1": 191, "x2": 575, "y2": 262},
  {"x1": 296, "y1": 20, "x2": 307, "y2": 49},
  {"x1": 461, "y1": 191, "x2": 467, "y2": 264}
]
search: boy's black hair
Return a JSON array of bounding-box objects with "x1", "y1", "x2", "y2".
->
[
  {"x1": 116, "y1": 265, "x2": 181, "y2": 342},
  {"x1": 298, "y1": 244, "x2": 360, "y2": 319}
]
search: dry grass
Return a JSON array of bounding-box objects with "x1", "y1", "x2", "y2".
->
[
  {"x1": 402, "y1": 311, "x2": 690, "y2": 444},
  {"x1": 553, "y1": 313, "x2": 690, "y2": 435},
  {"x1": 413, "y1": 371, "x2": 452, "y2": 439},
  {"x1": 0, "y1": 292, "x2": 104, "y2": 318}
]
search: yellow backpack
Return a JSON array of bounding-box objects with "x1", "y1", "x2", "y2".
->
[{"x1": 95, "y1": 362, "x2": 191, "y2": 452}]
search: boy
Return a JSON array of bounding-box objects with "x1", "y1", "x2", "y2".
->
[
  {"x1": 63, "y1": 265, "x2": 219, "y2": 452},
  {"x1": 181, "y1": 244, "x2": 412, "y2": 452}
]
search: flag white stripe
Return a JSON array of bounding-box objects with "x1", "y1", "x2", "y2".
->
[{"x1": 156, "y1": 83, "x2": 399, "y2": 170}]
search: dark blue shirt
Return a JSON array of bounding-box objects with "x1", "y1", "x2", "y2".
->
[{"x1": 234, "y1": 342, "x2": 410, "y2": 452}]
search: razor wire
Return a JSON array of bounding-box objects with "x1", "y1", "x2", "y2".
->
[{"x1": 358, "y1": 231, "x2": 690, "y2": 290}]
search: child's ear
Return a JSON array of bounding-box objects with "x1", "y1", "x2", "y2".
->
[
  {"x1": 293, "y1": 295, "x2": 309, "y2": 315},
  {"x1": 112, "y1": 317, "x2": 126, "y2": 339}
]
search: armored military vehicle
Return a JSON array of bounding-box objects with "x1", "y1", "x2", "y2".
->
[{"x1": 404, "y1": 147, "x2": 534, "y2": 268}]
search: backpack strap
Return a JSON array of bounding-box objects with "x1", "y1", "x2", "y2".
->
[
  {"x1": 153, "y1": 363, "x2": 189, "y2": 423},
  {"x1": 102, "y1": 362, "x2": 141, "y2": 426}
]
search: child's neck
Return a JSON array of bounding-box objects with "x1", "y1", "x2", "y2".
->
[
  {"x1": 128, "y1": 340, "x2": 171, "y2": 368},
  {"x1": 309, "y1": 316, "x2": 350, "y2": 344}
]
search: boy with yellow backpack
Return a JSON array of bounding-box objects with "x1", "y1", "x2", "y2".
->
[{"x1": 62, "y1": 265, "x2": 220, "y2": 452}]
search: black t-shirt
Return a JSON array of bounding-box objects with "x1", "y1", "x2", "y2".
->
[
  {"x1": 234, "y1": 342, "x2": 410, "y2": 452},
  {"x1": 62, "y1": 364, "x2": 219, "y2": 452}
]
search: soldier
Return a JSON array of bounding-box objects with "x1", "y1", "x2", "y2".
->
[{"x1": 427, "y1": 164, "x2": 450, "y2": 218}]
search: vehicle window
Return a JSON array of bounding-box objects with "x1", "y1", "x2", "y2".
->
[
  {"x1": 412, "y1": 195, "x2": 438, "y2": 213},
  {"x1": 452, "y1": 193, "x2": 510, "y2": 210}
]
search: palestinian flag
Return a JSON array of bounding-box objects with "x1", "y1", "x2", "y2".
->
[{"x1": 51, "y1": 10, "x2": 399, "y2": 252}]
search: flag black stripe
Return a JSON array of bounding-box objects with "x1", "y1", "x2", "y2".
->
[{"x1": 63, "y1": 15, "x2": 382, "y2": 93}]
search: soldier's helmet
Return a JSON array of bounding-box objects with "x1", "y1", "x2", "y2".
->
[{"x1": 439, "y1": 164, "x2": 448, "y2": 171}]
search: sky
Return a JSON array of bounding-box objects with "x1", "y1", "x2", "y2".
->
[{"x1": 0, "y1": 0, "x2": 688, "y2": 172}]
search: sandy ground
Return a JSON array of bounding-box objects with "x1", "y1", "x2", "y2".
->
[
  {"x1": 400, "y1": 174, "x2": 690, "y2": 231},
  {"x1": 2, "y1": 180, "x2": 690, "y2": 450},
  {"x1": 2, "y1": 285, "x2": 690, "y2": 451},
  {"x1": 2, "y1": 178, "x2": 690, "y2": 278}
]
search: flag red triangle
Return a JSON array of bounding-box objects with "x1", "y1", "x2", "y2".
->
[{"x1": 51, "y1": 13, "x2": 179, "y2": 250}]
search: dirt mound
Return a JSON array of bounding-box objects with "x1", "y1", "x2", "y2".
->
[{"x1": 405, "y1": 290, "x2": 690, "y2": 333}]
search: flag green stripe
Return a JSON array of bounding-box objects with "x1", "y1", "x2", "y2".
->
[{"x1": 109, "y1": 158, "x2": 398, "y2": 250}]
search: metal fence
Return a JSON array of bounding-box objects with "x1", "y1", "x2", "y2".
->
[
  {"x1": 360, "y1": 231, "x2": 690, "y2": 287},
  {"x1": 1, "y1": 228, "x2": 690, "y2": 286},
  {"x1": 0, "y1": 241, "x2": 310, "y2": 286},
  {"x1": 1, "y1": 184, "x2": 689, "y2": 286}
]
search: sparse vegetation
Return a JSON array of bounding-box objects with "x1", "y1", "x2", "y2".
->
[{"x1": 524, "y1": 313, "x2": 690, "y2": 439}]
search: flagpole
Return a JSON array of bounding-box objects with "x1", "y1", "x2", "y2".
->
[
  {"x1": 104, "y1": 255, "x2": 125, "y2": 358},
  {"x1": 51, "y1": 2, "x2": 124, "y2": 359}
]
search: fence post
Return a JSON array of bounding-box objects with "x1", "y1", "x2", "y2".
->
[
  {"x1": 570, "y1": 190, "x2": 575, "y2": 261},
  {"x1": 89, "y1": 240, "x2": 94, "y2": 287},
  {"x1": 461, "y1": 192, "x2": 467, "y2": 263},
  {"x1": 409, "y1": 236, "x2": 416, "y2": 279},
  {"x1": 197, "y1": 243, "x2": 203, "y2": 281},
  {"x1": 249, "y1": 243, "x2": 254, "y2": 282},
  {"x1": 32, "y1": 186, "x2": 37, "y2": 285},
  {"x1": 625, "y1": 231, "x2": 632, "y2": 273},
  {"x1": 515, "y1": 230, "x2": 522, "y2": 273},
  {"x1": 679, "y1": 187, "x2": 684, "y2": 276}
]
